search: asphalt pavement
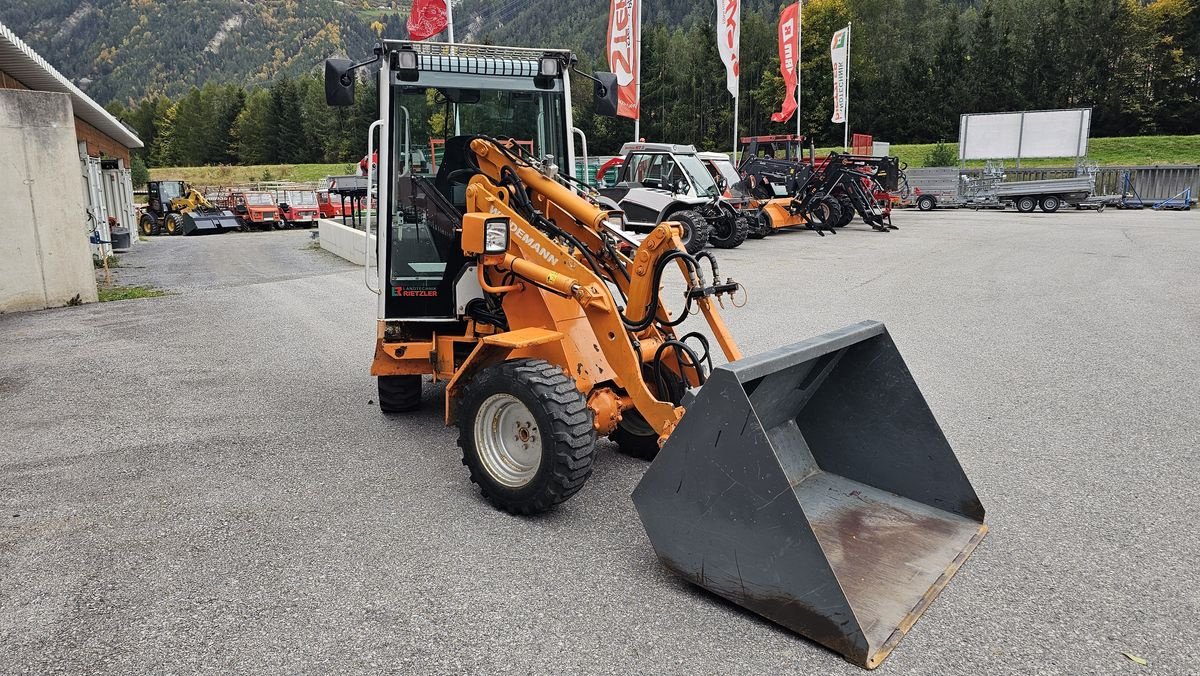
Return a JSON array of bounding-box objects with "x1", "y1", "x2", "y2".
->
[{"x1": 1, "y1": 209, "x2": 1197, "y2": 674}]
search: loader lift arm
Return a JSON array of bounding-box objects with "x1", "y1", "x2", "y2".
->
[{"x1": 460, "y1": 137, "x2": 743, "y2": 440}]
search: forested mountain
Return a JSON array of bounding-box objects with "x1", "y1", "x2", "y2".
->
[
  {"x1": 0, "y1": 0, "x2": 392, "y2": 103},
  {"x1": 4, "y1": 1, "x2": 1195, "y2": 166}
]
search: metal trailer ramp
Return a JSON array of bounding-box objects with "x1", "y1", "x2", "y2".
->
[{"x1": 632, "y1": 320, "x2": 986, "y2": 669}]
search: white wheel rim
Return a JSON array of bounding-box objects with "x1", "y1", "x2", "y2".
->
[{"x1": 474, "y1": 393, "x2": 541, "y2": 488}]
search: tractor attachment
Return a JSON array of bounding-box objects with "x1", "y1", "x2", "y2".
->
[
  {"x1": 632, "y1": 320, "x2": 986, "y2": 669},
  {"x1": 181, "y1": 207, "x2": 242, "y2": 235}
]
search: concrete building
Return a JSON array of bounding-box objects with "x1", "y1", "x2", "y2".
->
[{"x1": 0, "y1": 21, "x2": 142, "y2": 312}]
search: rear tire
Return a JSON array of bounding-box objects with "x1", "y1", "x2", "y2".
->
[
  {"x1": 457, "y1": 359, "x2": 596, "y2": 515},
  {"x1": 1039, "y1": 196, "x2": 1061, "y2": 213},
  {"x1": 917, "y1": 195, "x2": 936, "y2": 211},
  {"x1": 667, "y1": 210, "x2": 711, "y2": 255},
  {"x1": 378, "y1": 375, "x2": 422, "y2": 413},
  {"x1": 139, "y1": 213, "x2": 157, "y2": 236},
  {"x1": 1016, "y1": 196, "x2": 1038, "y2": 213},
  {"x1": 709, "y1": 214, "x2": 748, "y2": 249},
  {"x1": 165, "y1": 213, "x2": 186, "y2": 235}
]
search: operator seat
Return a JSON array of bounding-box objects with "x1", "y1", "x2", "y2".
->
[{"x1": 434, "y1": 135, "x2": 480, "y2": 212}]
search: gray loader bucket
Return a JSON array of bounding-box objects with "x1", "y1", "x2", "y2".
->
[
  {"x1": 632, "y1": 320, "x2": 986, "y2": 669},
  {"x1": 182, "y1": 209, "x2": 241, "y2": 235}
]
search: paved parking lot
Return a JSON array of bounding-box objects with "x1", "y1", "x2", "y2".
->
[{"x1": 2, "y1": 209, "x2": 1197, "y2": 674}]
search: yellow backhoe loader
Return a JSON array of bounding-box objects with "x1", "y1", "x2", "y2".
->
[{"x1": 325, "y1": 41, "x2": 987, "y2": 669}]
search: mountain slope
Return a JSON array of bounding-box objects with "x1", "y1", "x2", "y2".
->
[{"x1": 0, "y1": 0, "x2": 387, "y2": 104}]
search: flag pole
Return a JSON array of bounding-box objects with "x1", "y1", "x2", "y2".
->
[
  {"x1": 733, "y1": 94, "x2": 739, "y2": 156},
  {"x1": 843, "y1": 21, "x2": 850, "y2": 151},
  {"x1": 796, "y1": 1, "x2": 802, "y2": 141},
  {"x1": 447, "y1": 1, "x2": 461, "y2": 136},
  {"x1": 633, "y1": 0, "x2": 642, "y2": 142}
]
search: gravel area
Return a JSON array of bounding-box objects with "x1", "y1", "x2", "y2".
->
[{"x1": 2, "y1": 209, "x2": 1197, "y2": 674}]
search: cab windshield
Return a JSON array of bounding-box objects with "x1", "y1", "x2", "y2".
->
[
  {"x1": 285, "y1": 191, "x2": 317, "y2": 205},
  {"x1": 677, "y1": 155, "x2": 719, "y2": 198},
  {"x1": 246, "y1": 193, "x2": 274, "y2": 206},
  {"x1": 386, "y1": 76, "x2": 568, "y2": 318},
  {"x1": 709, "y1": 159, "x2": 742, "y2": 188},
  {"x1": 392, "y1": 84, "x2": 567, "y2": 179}
]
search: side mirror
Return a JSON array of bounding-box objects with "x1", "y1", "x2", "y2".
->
[
  {"x1": 672, "y1": 176, "x2": 689, "y2": 195},
  {"x1": 716, "y1": 177, "x2": 728, "y2": 193},
  {"x1": 593, "y1": 71, "x2": 619, "y2": 117},
  {"x1": 325, "y1": 58, "x2": 356, "y2": 107}
]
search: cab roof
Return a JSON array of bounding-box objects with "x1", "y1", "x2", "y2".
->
[{"x1": 619, "y1": 142, "x2": 698, "y2": 156}]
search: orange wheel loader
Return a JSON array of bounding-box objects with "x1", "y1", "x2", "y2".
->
[{"x1": 324, "y1": 40, "x2": 987, "y2": 670}]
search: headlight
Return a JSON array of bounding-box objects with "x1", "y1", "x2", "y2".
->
[{"x1": 484, "y1": 218, "x2": 509, "y2": 254}]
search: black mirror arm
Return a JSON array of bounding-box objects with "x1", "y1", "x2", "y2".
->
[
  {"x1": 571, "y1": 66, "x2": 608, "y2": 97},
  {"x1": 340, "y1": 43, "x2": 385, "y2": 86}
]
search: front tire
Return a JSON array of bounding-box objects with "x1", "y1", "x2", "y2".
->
[
  {"x1": 747, "y1": 212, "x2": 769, "y2": 239},
  {"x1": 917, "y1": 195, "x2": 936, "y2": 211},
  {"x1": 709, "y1": 214, "x2": 748, "y2": 249},
  {"x1": 1016, "y1": 196, "x2": 1038, "y2": 213},
  {"x1": 378, "y1": 374, "x2": 422, "y2": 413},
  {"x1": 609, "y1": 410, "x2": 660, "y2": 460},
  {"x1": 806, "y1": 196, "x2": 841, "y2": 229},
  {"x1": 165, "y1": 213, "x2": 186, "y2": 235},
  {"x1": 836, "y1": 197, "x2": 855, "y2": 226},
  {"x1": 1039, "y1": 196, "x2": 1061, "y2": 213},
  {"x1": 457, "y1": 359, "x2": 596, "y2": 515},
  {"x1": 666, "y1": 210, "x2": 711, "y2": 255}
]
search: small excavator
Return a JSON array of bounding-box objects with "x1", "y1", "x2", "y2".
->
[
  {"x1": 326, "y1": 40, "x2": 987, "y2": 669},
  {"x1": 138, "y1": 180, "x2": 241, "y2": 236}
]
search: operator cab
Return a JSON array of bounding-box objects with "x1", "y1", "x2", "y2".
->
[
  {"x1": 599, "y1": 143, "x2": 721, "y2": 231},
  {"x1": 324, "y1": 41, "x2": 618, "y2": 324},
  {"x1": 147, "y1": 180, "x2": 185, "y2": 215}
]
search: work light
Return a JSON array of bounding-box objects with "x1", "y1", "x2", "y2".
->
[
  {"x1": 535, "y1": 54, "x2": 561, "y2": 90},
  {"x1": 395, "y1": 47, "x2": 418, "y2": 81},
  {"x1": 538, "y1": 56, "x2": 561, "y2": 78},
  {"x1": 484, "y1": 218, "x2": 510, "y2": 254}
]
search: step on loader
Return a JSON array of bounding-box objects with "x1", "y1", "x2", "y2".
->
[{"x1": 326, "y1": 40, "x2": 986, "y2": 670}]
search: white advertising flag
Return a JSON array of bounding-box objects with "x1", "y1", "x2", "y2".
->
[
  {"x1": 716, "y1": 0, "x2": 741, "y2": 98},
  {"x1": 830, "y1": 25, "x2": 849, "y2": 124}
]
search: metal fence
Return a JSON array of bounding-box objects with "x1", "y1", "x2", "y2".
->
[{"x1": 908, "y1": 165, "x2": 1200, "y2": 200}]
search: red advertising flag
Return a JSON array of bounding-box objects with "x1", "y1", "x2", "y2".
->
[
  {"x1": 607, "y1": 0, "x2": 640, "y2": 119},
  {"x1": 770, "y1": 3, "x2": 799, "y2": 123},
  {"x1": 407, "y1": 0, "x2": 448, "y2": 42}
]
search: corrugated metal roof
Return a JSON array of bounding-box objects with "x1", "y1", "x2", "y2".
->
[{"x1": 0, "y1": 20, "x2": 143, "y2": 149}]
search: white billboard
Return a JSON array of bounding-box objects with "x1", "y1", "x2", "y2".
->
[{"x1": 959, "y1": 108, "x2": 1091, "y2": 161}]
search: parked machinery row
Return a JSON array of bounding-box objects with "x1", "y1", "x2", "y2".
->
[
  {"x1": 593, "y1": 137, "x2": 905, "y2": 251},
  {"x1": 138, "y1": 181, "x2": 323, "y2": 236}
]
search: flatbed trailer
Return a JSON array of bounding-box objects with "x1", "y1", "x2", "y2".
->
[{"x1": 910, "y1": 168, "x2": 1095, "y2": 213}]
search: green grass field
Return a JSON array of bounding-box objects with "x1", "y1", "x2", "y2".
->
[
  {"x1": 150, "y1": 135, "x2": 1198, "y2": 186},
  {"x1": 149, "y1": 163, "x2": 357, "y2": 185},
  {"x1": 816, "y1": 135, "x2": 1200, "y2": 169}
]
